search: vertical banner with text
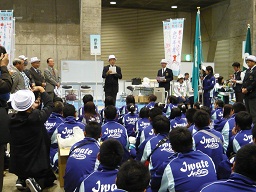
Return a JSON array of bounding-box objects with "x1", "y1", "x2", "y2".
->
[
  {"x1": 0, "y1": 10, "x2": 14, "y2": 65},
  {"x1": 163, "y1": 18, "x2": 184, "y2": 76}
]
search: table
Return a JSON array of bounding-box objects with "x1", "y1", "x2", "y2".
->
[
  {"x1": 218, "y1": 92, "x2": 233, "y2": 104},
  {"x1": 58, "y1": 144, "x2": 71, "y2": 187}
]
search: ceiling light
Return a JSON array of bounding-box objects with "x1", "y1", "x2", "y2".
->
[
  {"x1": 171, "y1": 6, "x2": 178, "y2": 9},
  {"x1": 110, "y1": 1, "x2": 116, "y2": 4}
]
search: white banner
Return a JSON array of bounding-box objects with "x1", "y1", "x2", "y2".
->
[
  {"x1": 0, "y1": 10, "x2": 14, "y2": 66},
  {"x1": 163, "y1": 18, "x2": 184, "y2": 76}
]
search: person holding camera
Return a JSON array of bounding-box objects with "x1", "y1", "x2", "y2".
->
[{"x1": 0, "y1": 46, "x2": 13, "y2": 191}]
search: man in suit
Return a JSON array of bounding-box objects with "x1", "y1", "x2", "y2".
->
[
  {"x1": 242, "y1": 55, "x2": 256, "y2": 124},
  {"x1": 102, "y1": 55, "x2": 122, "y2": 104},
  {"x1": 10, "y1": 59, "x2": 25, "y2": 93},
  {"x1": 44, "y1": 58, "x2": 60, "y2": 100},
  {"x1": 29, "y1": 57, "x2": 45, "y2": 99},
  {"x1": 231, "y1": 62, "x2": 244, "y2": 103},
  {"x1": 157, "y1": 59, "x2": 173, "y2": 97}
]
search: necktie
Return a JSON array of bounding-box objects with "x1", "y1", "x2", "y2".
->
[
  {"x1": 52, "y1": 68, "x2": 56, "y2": 77},
  {"x1": 162, "y1": 69, "x2": 165, "y2": 76}
]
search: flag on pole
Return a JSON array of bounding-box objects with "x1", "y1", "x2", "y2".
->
[
  {"x1": 192, "y1": 8, "x2": 202, "y2": 103},
  {"x1": 243, "y1": 24, "x2": 251, "y2": 70}
]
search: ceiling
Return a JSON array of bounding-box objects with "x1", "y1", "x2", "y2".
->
[{"x1": 102, "y1": 0, "x2": 225, "y2": 12}]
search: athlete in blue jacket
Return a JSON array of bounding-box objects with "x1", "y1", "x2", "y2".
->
[
  {"x1": 169, "y1": 108, "x2": 187, "y2": 130},
  {"x1": 122, "y1": 103, "x2": 139, "y2": 137},
  {"x1": 202, "y1": 66, "x2": 215, "y2": 109},
  {"x1": 135, "y1": 107, "x2": 162, "y2": 149},
  {"x1": 52, "y1": 104, "x2": 85, "y2": 171},
  {"x1": 76, "y1": 139, "x2": 124, "y2": 192},
  {"x1": 145, "y1": 94, "x2": 157, "y2": 110},
  {"x1": 150, "y1": 127, "x2": 217, "y2": 192},
  {"x1": 221, "y1": 102, "x2": 246, "y2": 151},
  {"x1": 193, "y1": 110, "x2": 225, "y2": 170},
  {"x1": 200, "y1": 144, "x2": 256, "y2": 192},
  {"x1": 101, "y1": 105, "x2": 130, "y2": 162},
  {"x1": 211, "y1": 100, "x2": 224, "y2": 121},
  {"x1": 226, "y1": 111, "x2": 253, "y2": 157},
  {"x1": 135, "y1": 107, "x2": 150, "y2": 134},
  {"x1": 114, "y1": 160, "x2": 150, "y2": 192},
  {"x1": 44, "y1": 101, "x2": 64, "y2": 172},
  {"x1": 64, "y1": 122, "x2": 101, "y2": 192},
  {"x1": 140, "y1": 115, "x2": 174, "y2": 177},
  {"x1": 57, "y1": 104, "x2": 85, "y2": 139}
]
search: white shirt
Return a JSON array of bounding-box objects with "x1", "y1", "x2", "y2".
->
[{"x1": 173, "y1": 81, "x2": 187, "y2": 97}]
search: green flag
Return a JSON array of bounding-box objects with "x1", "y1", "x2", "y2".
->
[
  {"x1": 244, "y1": 24, "x2": 251, "y2": 70},
  {"x1": 192, "y1": 9, "x2": 202, "y2": 103}
]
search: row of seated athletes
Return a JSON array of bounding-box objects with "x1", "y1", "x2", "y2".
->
[
  {"x1": 54, "y1": 115, "x2": 256, "y2": 192},
  {"x1": 43, "y1": 93, "x2": 255, "y2": 191}
]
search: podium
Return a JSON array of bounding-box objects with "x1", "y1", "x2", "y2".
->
[{"x1": 154, "y1": 87, "x2": 165, "y2": 103}]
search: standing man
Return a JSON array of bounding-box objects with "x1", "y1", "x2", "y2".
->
[
  {"x1": 18, "y1": 55, "x2": 32, "y2": 90},
  {"x1": 44, "y1": 58, "x2": 60, "y2": 100},
  {"x1": 157, "y1": 59, "x2": 173, "y2": 97},
  {"x1": 242, "y1": 55, "x2": 256, "y2": 125},
  {"x1": 102, "y1": 55, "x2": 122, "y2": 104},
  {"x1": 10, "y1": 59, "x2": 25, "y2": 93},
  {"x1": 231, "y1": 62, "x2": 244, "y2": 103},
  {"x1": 29, "y1": 57, "x2": 45, "y2": 99}
]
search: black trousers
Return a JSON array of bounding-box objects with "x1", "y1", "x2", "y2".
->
[
  {"x1": 105, "y1": 85, "x2": 118, "y2": 105},
  {"x1": 0, "y1": 144, "x2": 4, "y2": 192},
  {"x1": 235, "y1": 92, "x2": 244, "y2": 103},
  {"x1": 244, "y1": 97, "x2": 256, "y2": 125}
]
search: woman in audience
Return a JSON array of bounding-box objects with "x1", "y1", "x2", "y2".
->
[
  {"x1": 122, "y1": 103, "x2": 139, "y2": 137},
  {"x1": 119, "y1": 95, "x2": 139, "y2": 117},
  {"x1": 83, "y1": 101, "x2": 101, "y2": 125}
]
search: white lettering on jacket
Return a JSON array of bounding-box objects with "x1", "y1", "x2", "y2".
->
[
  {"x1": 125, "y1": 116, "x2": 139, "y2": 124},
  {"x1": 180, "y1": 160, "x2": 209, "y2": 177},
  {"x1": 92, "y1": 180, "x2": 117, "y2": 192},
  {"x1": 45, "y1": 122, "x2": 56, "y2": 130},
  {"x1": 70, "y1": 147, "x2": 93, "y2": 160},
  {"x1": 104, "y1": 128, "x2": 123, "y2": 138},
  {"x1": 243, "y1": 134, "x2": 253, "y2": 142},
  {"x1": 200, "y1": 136, "x2": 220, "y2": 149},
  {"x1": 139, "y1": 122, "x2": 150, "y2": 129}
]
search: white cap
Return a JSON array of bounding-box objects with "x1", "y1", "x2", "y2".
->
[
  {"x1": 18, "y1": 55, "x2": 28, "y2": 61},
  {"x1": 214, "y1": 73, "x2": 220, "y2": 78},
  {"x1": 178, "y1": 74, "x2": 184, "y2": 79},
  {"x1": 201, "y1": 65, "x2": 206, "y2": 71},
  {"x1": 160, "y1": 59, "x2": 168, "y2": 64},
  {"x1": 108, "y1": 55, "x2": 116, "y2": 60},
  {"x1": 245, "y1": 55, "x2": 256, "y2": 62},
  {"x1": 30, "y1": 57, "x2": 40, "y2": 63},
  {"x1": 11, "y1": 90, "x2": 35, "y2": 111}
]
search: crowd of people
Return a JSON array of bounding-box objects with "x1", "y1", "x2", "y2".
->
[{"x1": 0, "y1": 45, "x2": 256, "y2": 192}]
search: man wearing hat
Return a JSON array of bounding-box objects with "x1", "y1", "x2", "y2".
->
[
  {"x1": 9, "y1": 87, "x2": 56, "y2": 191},
  {"x1": 29, "y1": 57, "x2": 46, "y2": 100},
  {"x1": 242, "y1": 55, "x2": 256, "y2": 124},
  {"x1": 18, "y1": 55, "x2": 34, "y2": 89},
  {"x1": 157, "y1": 59, "x2": 173, "y2": 97},
  {"x1": 102, "y1": 55, "x2": 122, "y2": 104}
]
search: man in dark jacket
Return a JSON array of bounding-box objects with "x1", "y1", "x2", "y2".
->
[
  {"x1": 242, "y1": 55, "x2": 256, "y2": 124},
  {"x1": 157, "y1": 59, "x2": 173, "y2": 97},
  {"x1": 102, "y1": 55, "x2": 122, "y2": 105},
  {"x1": 0, "y1": 46, "x2": 13, "y2": 192},
  {"x1": 9, "y1": 87, "x2": 56, "y2": 191}
]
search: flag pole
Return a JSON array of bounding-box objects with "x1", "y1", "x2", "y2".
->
[{"x1": 197, "y1": 7, "x2": 202, "y2": 105}]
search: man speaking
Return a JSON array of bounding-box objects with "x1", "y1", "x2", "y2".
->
[{"x1": 157, "y1": 59, "x2": 173, "y2": 97}]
